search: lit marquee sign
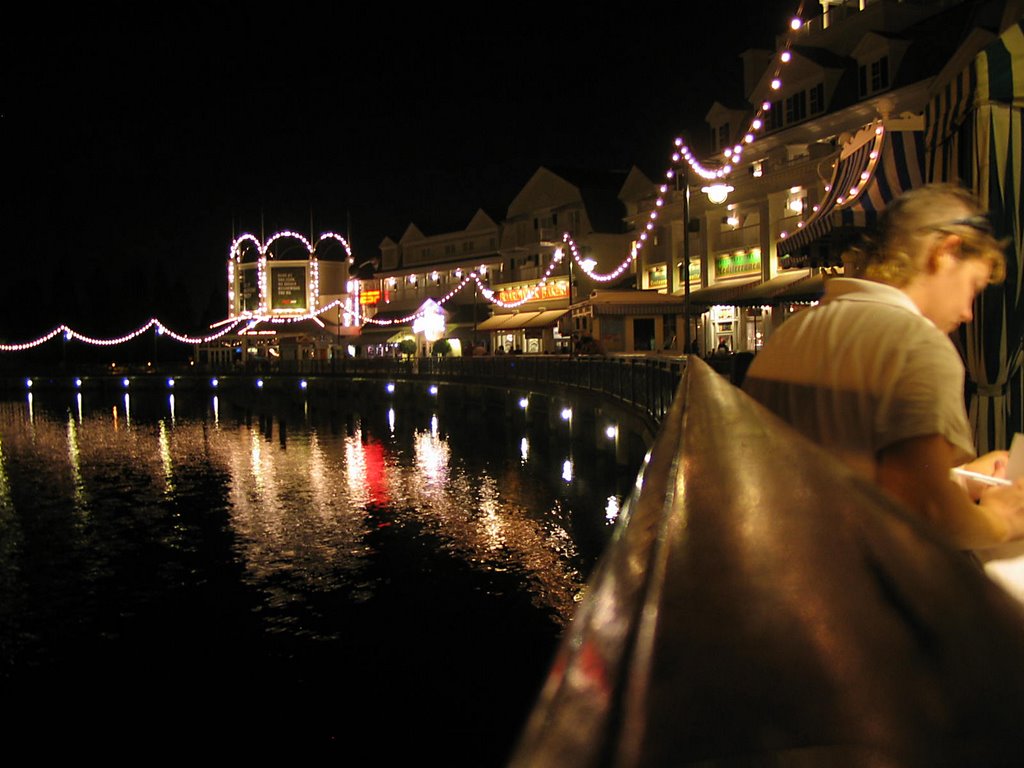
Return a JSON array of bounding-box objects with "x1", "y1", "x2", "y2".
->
[
  {"x1": 240, "y1": 266, "x2": 259, "y2": 312},
  {"x1": 360, "y1": 289, "x2": 381, "y2": 305},
  {"x1": 497, "y1": 279, "x2": 568, "y2": 305},
  {"x1": 271, "y1": 266, "x2": 307, "y2": 310}
]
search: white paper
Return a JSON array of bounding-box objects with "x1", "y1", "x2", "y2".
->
[{"x1": 981, "y1": 434, "x2": 1024, "y2": 602}]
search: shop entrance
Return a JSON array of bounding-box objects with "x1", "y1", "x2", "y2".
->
[{"x1": 633, "y1": 318, "x2": 656, "y2": 352}]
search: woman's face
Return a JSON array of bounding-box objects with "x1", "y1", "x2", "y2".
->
[{"x1": 920, "y1": 245, "x2": 993, "y2": 333}]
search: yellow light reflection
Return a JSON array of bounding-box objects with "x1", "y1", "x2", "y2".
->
[
  {"x1": 123, "y1": 393, "x2": 131, "y2": 427},
  {"x1": 344, "y1": 432, "x2": 367, "y2": 501},
  {"x1": 605, "y1": 495, "x2": 620, "y2": 524},
  {"x1": 0, "y1": 435, "x2": 11, "y2": 515},
  {"x1": 249, "y1": 427, "x2": 264, "y2": 494},
  {"x1": 213, "y1": 395, "x2": 219, "y2": 424},
  {"x1": 562, "y1": 458, "x2": 573, "y2": 483},
  {"x1": 388, "y1": 408, "x2": 395, "y2": 434},
  {"x1": 158, "y1": 420, "x2": 174, "y2": 493},
  {"x1": 520, "y1": 437, "x2": 529, "y2": 464},
  {"x1": 414, "y1": 425, "x2": 450, "y2": 488},
  {"x1": 66, "y1": 412, "x2": 86, "y2": 511}
]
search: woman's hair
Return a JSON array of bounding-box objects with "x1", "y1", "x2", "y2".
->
[{"x1": 842, "y1": 183, "x2": 1006, "y2": 286}]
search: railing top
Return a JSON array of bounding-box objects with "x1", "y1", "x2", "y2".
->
[{"x1": 509, "y1": 356, "x2": 1024, "y2": 766}]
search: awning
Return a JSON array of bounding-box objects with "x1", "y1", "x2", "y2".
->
[
  {"x1": 685, "y1": 277, "x2": 761, "y2": 307},
  {"x1": 732, "y1": 270, "x2": 822, "y2": 306},
  {"x1": 476, "y1": 309, "x2": 568, "y2": 331},
  {"x1": 235, "y1": 317, "x2": 337, "y2": 339},
  {"x1": 777, "y1": 123, "x2": 925, "y2": 268},
  {"x1": 776, "y1": 125, "x2": 881, "y2": 265},
  {"x1": 924, "y1": 19, "x2": 1024, "y2": 453},
  {"x1": 836, "y1": 128, "x2": 925, "y2": 228}
]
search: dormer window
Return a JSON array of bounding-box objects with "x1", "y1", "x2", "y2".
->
[
  {"x1": 859, "y1": 55, "x2": 889, "y2": 97},
  {"x1": 809, "y1": 83, "x2": 825, "y2": 114},
  {"x1": 785, "y1": 92, "x2": 807, "y2": 124},
  {"x1": 712, "y1": 123, "x2": 730, "y2": 152}
]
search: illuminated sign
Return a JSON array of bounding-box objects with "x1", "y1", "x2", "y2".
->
[
  {"x1": 240, "y1": 266, "x2": 259, "y2": 312},
  {"x1": 648, "y1": 265, "x2": 667, "y2": 289},
  {"x1": 271, "y1": 266, "x2": 307, "y2": 310},
  {"x1": 360, "y1": 290, "x2": 381, "y2": 305},
  {"x1": 715, "y1": 249, "x2": 761, "y2": 278},
  {"x1": 496, "y1": 279, "x2": 568, "y2": 305}
]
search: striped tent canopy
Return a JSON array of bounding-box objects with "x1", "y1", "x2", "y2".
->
[
  {"x1": 778, "y1": 123, "x2": 925, "y2": 269},
  {"x1": 926, "y1": 19, "x2": 1024, "y2": 453}
]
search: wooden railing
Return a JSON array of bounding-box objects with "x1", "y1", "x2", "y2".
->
[{"x1": 508, "y1": 356, "x2": 1024, "y2": 766}]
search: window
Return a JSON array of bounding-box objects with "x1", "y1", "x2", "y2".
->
[
  {"x1": 712, "y1": 123, "x2": 729, "y2": 151},
  {"x1": 871, "y1": 56, "x2": 889, "y2": 91},
  {"x1": 444, "y1": 244, "x2": 456, "y2": 258},
  {"x1": 859, "y1": 56, "x2": 889, "y2": 97},
  {"x1": 462, "y1": 240, "x2": 473, "y2": 253},
  {"x1": 785, "y1": 91, "x2": 806, "y2": 124},
  {"x1": 809, "y1": 83, "x2": 825, "y2": 114}
]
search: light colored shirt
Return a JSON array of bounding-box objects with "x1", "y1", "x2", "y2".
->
[{"x1": 742, "y1": 278, "x2": 976, "y2": 480}]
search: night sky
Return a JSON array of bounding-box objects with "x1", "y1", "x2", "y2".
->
[{"x1": 3, "y1": 1, "x2": 801, "y2": 342}]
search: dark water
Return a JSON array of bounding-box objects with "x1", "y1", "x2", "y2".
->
[{"x1": 0, "y1": 384, "x2": 639, "y2": 762}]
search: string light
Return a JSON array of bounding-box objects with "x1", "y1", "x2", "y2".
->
[{"x1": 3, "y1": 6, "x2": 813, "y2": 345}]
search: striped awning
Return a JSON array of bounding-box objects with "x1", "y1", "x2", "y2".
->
[
  {"x1": 476, "y1": 309, "x2": 568, "y2": 331},
  {"x1": 778, "y1": 123, "x2": 924, "y2": 268},
  {"x1": 686, "y1": 277, "x2": 761, "y2": 307},
  {"x1": 732, "y1": 270, "x2": 823, "y2": 306},
  {"x1": 836, "y1": 129, "x2": 925, "y2": 229},
  {"x1": 925, "y1": 19, "x2": 1024, "y2": 453}
]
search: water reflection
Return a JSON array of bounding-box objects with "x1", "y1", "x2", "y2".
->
[{"x1": 0, "y1": 388, "x2": 637, "y2": 758}]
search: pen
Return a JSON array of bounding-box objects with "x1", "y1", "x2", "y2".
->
[{"x1": 951, "y1": 467, "x2": 1013, "y2": 486}]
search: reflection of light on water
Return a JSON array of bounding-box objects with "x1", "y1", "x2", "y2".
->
[
  {"x1": 168, "y1": 394, "x2": 175, "y2": 424},
  {"x1": 415, "y1": 425, "x2": 450, "y2": 487},
  {"x1": 26, "y1": 393, "x2": 33, "y2": 423},
  {"x1": 249, "y1": 427, "x2": 264, "y2": 493},
  {"x1": 158, "y1": 420, "x2": 174, "y2": 493},
  {"x1": 0, "y1": 393, "x2": 614, "y2": 638},
  {"x1": 76, "y1": 392, "x2": 83, "y2": 423},
  {"x1": 478, "y1": 487, "x2": 507, "y2": 552},
  {"x1": 306, "y1": 431, "x2": 330, "y2": 516},
  {"x1": 65, "y1": 412, "x2": 86, "y2": 510},
  {"x1": 520, "y1": 437, "x2": 529, "y2": 463},
  {"x1": 605, "y1": 495, "x2": 620, "y2": 524},
  {"x1": 344, "y1": 433, "x2": 367, "y2": 501},
  {"x1": 388, "y1": 408, "x2": 395, "y2": 434},
  {"x1": 212, "y1": 396, "x2": 219, "y2": 424},
  {"x1": 0, "y1": 436, "x2": 9, "y2": 513},
  {"x1": 562, "y1": 458, "x2": 573, "y2": 483},
  {"x1": 123, "y1": 393, "x2": 131, "y2": 427}
]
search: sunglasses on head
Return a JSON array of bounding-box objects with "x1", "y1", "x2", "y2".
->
[{"x1": 925, "y1": 215, "x2": 995, "y2": 237}]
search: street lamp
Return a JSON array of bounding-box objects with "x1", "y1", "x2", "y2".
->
[{"x1": 681, "y1": 164, "x2": 693, "y2": 353}]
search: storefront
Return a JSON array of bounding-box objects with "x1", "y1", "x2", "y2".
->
[{"x1": 476, "y1": 309, "x2": 569, "y2": 354}]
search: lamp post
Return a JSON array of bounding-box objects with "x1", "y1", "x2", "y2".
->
[
  {"x1": 682, "y1": 164, "x2": 692, "y2": 355},
  {"x1": 567, "y1": 254, "x2": 575, "y2": 357}
]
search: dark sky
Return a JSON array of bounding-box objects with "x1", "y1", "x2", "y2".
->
[{"x1": 3, "y1": 1, "x2": 801, "y2": 338}]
